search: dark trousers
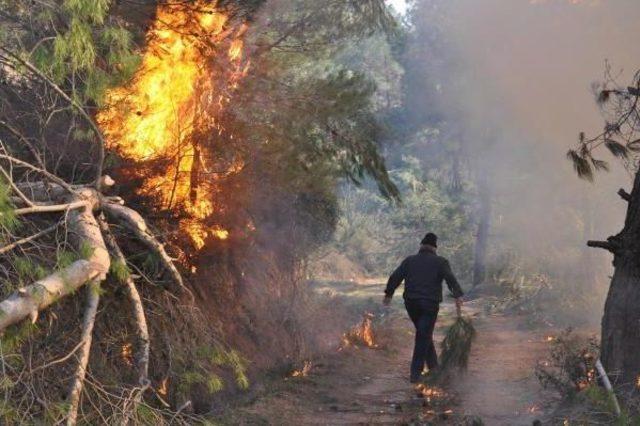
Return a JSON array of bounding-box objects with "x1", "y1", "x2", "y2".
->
[{"x1": 404, "y1": 299, "x2": 439, "y2": 379}]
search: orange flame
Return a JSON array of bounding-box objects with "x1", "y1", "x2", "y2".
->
[
  {"x1": 97, "y1": 2, "x2": 247, "y2": 249},
  {"x1": 121, "y1": 342, "x2": 134, "y2": 366},
  {"x1": 341, "y1": 313, "x2": 377, "y2": 349},
  {"x1": 291, "y1": 361, "x2": 313, "y2": 378}
]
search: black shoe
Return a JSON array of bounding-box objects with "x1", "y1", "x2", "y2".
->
[{"x1": 410, "y1": 375, "x2": 421, "y2": 384}]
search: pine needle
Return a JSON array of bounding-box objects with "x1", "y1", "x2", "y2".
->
[{"x1": 431, "y1": 309, "x2": 476, "y2": 382}]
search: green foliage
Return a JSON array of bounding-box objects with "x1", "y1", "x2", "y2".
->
[
  {"x1": 0, "y1": 180, "x2": 18, "y2": 232},
  {"x1": 230, "y1": 0, "x2": 400, "y2": 210},
  {"x1": 570, "y1": 73, "x2": 640, "y2": 178},
  {"x1": 55, "y1": 18, "x2": 97, "y2": 72},
  {"x1": 0, "y1": 376, "x2": 14, "y2": 392},
  {"x1": 72, "y1": 128, "x2": 95, "y2": 142},
  {"x1": 63, "y1": 0, "x2": 110, "y2": 24},
  {"x1": 178, "y1": 370, "x2": 225, "y2": 394},
  {"x1": 78, "y1": 240, "x2": 94, "y2": 259},
  {"x1": 578, "y1": 385, "x2": 637, "y2": 426},
  {"x1": 44, "y1": 401, "x2": 70, "y2": 424},
  {"x1": 56, "y1": 250, "x2": 78, "y2": 269},
  {"x1": 109, "y1": 258, "x2": 130, "y2": 283},
  {"x1": 329, "y1": 156, "x2": 475, "y2": 279},
  {"x1": 141, "y1": 252, "x2": 161, "y2": 275},
  {"x1": 134, "y1": 404, "x2": 162, "y2": 424},
  {"x1": 0, "y1": 321, "x2": 37, "y2": 355},
  {"x1": 0, "y1": 401, "x2": 18, "y2": 423},
  {"x1": 5, "y1": 0, "x2": 140, "y2": 104},
  {"x1": 435, "y1": 315, "x2": 476, "y2": 377},
  {"x1": 13, "y1": 256, "x2": 47, "y2": 285},
  {"x1": 196, "y1": 344, "x2": 250, "y2": 390}
]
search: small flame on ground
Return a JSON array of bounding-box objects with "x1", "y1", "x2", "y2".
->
[
  {"x1": 121, "y1": 343, "x2": 134, "y2": 366},
  {"x1": 341, "y1": 313, "x2": 377, "y2": 349},
  {"x1": 416, "y1": 384, "x2": 447, "y2": 402},
  {"x1": 291, "y1": 361, "x2": 312, "y2": 378},
  {"x1": 158, "y1": 378, "x2": 169, "y2": 397}
]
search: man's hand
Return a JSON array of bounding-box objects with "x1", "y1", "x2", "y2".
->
[{"x1": 383, "y1": 295, "x2": 392, "y2": 306}]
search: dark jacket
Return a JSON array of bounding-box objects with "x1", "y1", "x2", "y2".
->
[{"x1": 384, "y1": 247, "x2": 464, "y2": 303}]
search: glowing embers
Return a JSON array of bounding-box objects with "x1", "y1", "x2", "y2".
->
[
  {"x1": 121, "y1": 342, "x2": 134, "y2": 366},
  {"x1": 415, "y1": 384, "x2": 456, "y2": 421},
  {"x1": 290, "y1": 361, "x2": 313, "y2": 378},
  {"x1": 340, "y1": 312, "x2": 378, "y2": 349},
  {"x1": 97, "y1": 2, "x2": 248, "y2": 248}
]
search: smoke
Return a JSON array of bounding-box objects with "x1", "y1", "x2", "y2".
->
[{"x1": 410, "y1": 0, "x2": 640, "y2": 321}]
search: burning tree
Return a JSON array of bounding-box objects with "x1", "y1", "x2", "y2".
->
[
  {"x1": 0, "y1": 1, "x2": 215, "y2": 422},
  {"x1": 568, "y1": 66, "x2": 640, "y2": 386},
  {"x1": 0, "y1": 0, "x2": 400, "y2": 422}
]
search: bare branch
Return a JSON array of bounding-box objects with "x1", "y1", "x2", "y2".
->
[
  {"x1": 0, "y1": 120, "x2": 45, "y2": 170},
  {"x1": 587, "y1": 239, "x2": 618, "y2": 252},
  {"x1": 0, "y1": 47, "x2": 108, "y2": 189},
  {"x1": 0, "y1": 165, "x2": 35, "y2": 207},
  {"x1": 618, "y1": 188, "x2": 631, "y2": 202},
  {"x1": 0, "y1": 153, "x2": 75, "y2": 194},
  {"x1": 102, "y1": 203, "x2": 192, "y2": 300},
  {"x1": 98, "y1": 216, "x2": 150, "y2": 389},
  {"x1": 66, "y1": 281, "x2": 101, "y2": 426},
  {"x1": 0, "y1": 223, "x2": 58, "y2": 255},
  {"x1": 11, "y1": 200, "x2": 86, "y2": 216}
]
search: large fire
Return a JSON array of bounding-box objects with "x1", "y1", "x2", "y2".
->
[{"x1": 97, "y1": 2, "x2": 248, "y2": 248}]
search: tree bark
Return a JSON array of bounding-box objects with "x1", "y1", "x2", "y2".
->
[
  {"x1": 472, "y1": 176, "x2": 491, "y2": 287},
  {"x1": 598, "y1": 171, "x2": 640, "y2": 385}
]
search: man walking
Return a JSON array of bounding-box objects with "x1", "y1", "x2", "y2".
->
[{"x1": 383, "y1": 233, "x2": 464, "y2": 383}]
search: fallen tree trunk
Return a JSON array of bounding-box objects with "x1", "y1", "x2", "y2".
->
[{"x1": 0, "y1": 189, "x2": 110, "y2": 332}]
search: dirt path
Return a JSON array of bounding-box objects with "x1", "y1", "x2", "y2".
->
[
  {"x1": 451, "y1": 312, "x2": 554, "y2": 425},
  {"x1": 229, "y1": 282, "x2": 557, "y2": 425}
]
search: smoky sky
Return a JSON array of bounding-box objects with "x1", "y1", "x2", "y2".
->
[{"x1": 419, "y1": 0, "x2": 640, "y2": 252}]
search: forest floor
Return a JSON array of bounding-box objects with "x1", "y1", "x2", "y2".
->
[{"x1": 221, "y1": 280, "x2": 562, "y2": 425}]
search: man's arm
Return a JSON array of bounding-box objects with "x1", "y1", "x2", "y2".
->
[
  {"x1": 384, "y1": 259, "x2": 408, "y2": 299},
  {"x1": 442, "y1": 259, "x2": 464, "y2": 299}
]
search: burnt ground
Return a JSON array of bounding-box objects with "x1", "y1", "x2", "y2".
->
[{"x1": 217, "y1": 280, "x2": 559, "y2": 425}]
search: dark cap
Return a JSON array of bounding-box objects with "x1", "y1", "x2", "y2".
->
[{"x1": 421, "y1": 232, "x2": 438, "y2": 247}]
